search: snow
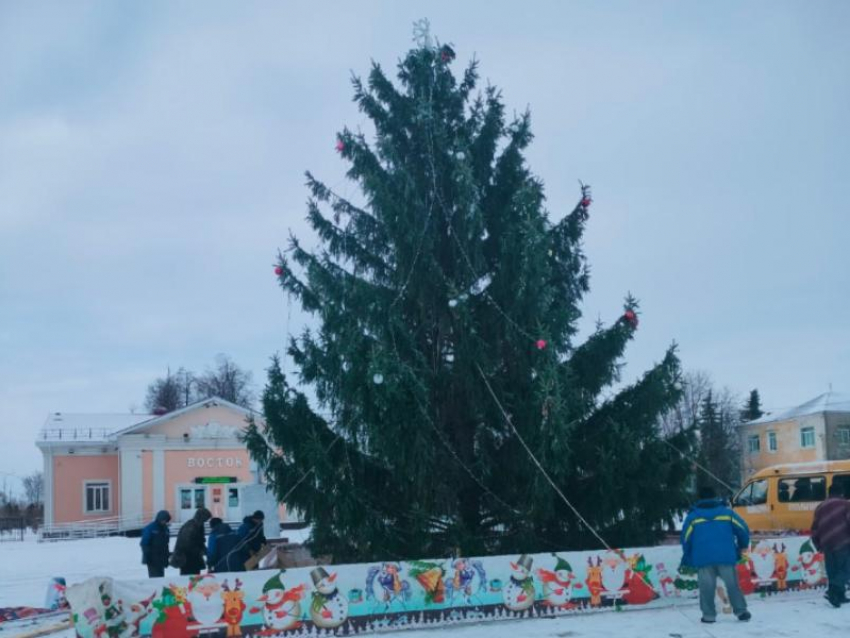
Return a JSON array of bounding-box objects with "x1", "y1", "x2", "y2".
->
[
  {"x1": 37, "y1": 413, "x2": 152, "y2": 442},
  {"x1": 744, "y1": 391, "x2": 850, "y2": 426},
  {"x1": 2, "y1": 534, "x2": 846, "y2": 637}
]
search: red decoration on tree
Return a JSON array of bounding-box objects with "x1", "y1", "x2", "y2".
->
[
  {"x1": 581, "y1": 197, "x2": 592, "y2": 208},
  {"x1": 440, "y1": 45, "x2": 456, "y2": 63},
  {"x1": 274, "y1": 266, "x2": 284, "y2": 276},
  {"x1": 536, "y1": 339, "x2": 547, "y2": 350},
  {"x1": 623, "y1": 309, "x2": 638, "y2": 328},
  {"x1": 335, "y1": 139, "x2": 345, "y2": 153}
]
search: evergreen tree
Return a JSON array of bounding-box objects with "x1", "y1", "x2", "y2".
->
[
  {"x1": 740, "y1": 389, "x2": 764, "y2": 422},
  {"x1": 246, "y1": 32, "x2": 694, "y2": 562},
  {"x1": 696, "y1": 391, "x2": 740, "y2": 495}
]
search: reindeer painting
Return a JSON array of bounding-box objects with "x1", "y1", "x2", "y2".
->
[
  {"x1": 773, "y1": 543, "x2": 789, "y2": 591},
  {"x1": 221, "y1": 579, "x2": 246, "y2": 638},
  {"x1": 585, "y1": 557, "x2": 604, "y2": 607}
]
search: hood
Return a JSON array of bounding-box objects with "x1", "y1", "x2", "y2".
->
[
  {"x1": 242, "y1": 515, "x2": 256, "y2": 525},
  {"x1": 214, "y1": 521, "x2": 233, "y2": 534},
  {"x1": 155, "y1": 510, "x2": 171, "y2": 524},
  {"x1": 193, "y1": 507, "x2": 213, "y2": 523},
  {"x1": 694, "y1": 498, "x2": 725, "y2": 510}
]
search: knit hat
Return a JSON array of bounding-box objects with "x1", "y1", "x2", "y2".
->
[
  {"x1": 552, "y1": 555, "x2": 572, "y2": 573},
  {"x1": 263, "y1": 571, "x2": 286, "y2": 593},
  {"x1": 310, "y1": 567, "x2": 330, "y2": 587},
  {"x1": 518, "y1": 554, "x2": 533, "y2": 572}
]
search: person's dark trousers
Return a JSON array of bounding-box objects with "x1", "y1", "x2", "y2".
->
[
  {"x1": 147, "y1": 565, "x2": 165, "y2": 578},
  {"x1": 698, "y1": 564, "x2": 747, "y2": 621},
  {"x1": 825, "y1": 546, "x2": 850, "y2": 605}
]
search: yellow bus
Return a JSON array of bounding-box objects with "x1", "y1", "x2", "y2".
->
[{"x1": 732, "y1": 460, "x2": 850, "y2": 531}]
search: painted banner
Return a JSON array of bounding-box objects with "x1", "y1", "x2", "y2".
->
[{"x1": 66, "y1": 536, "x2": 824, "y2": 637}]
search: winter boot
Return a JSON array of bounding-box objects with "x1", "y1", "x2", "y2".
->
[{"x1": 737, "y1": 610, "x2": 752, "y2": 621}]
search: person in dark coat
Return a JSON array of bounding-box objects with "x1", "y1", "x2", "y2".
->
[
  {"x1": 207, "y1": 520, "x2": 247, "y2": 573},
  {"x1": 237, "y1": 510, "x2": 267, "y2": 558},
  {"x1": 140, "y1": 510, "x2": 171, "y2": 578},
  {"x1": 681, "y1": 486, "x2": 751, "y2": 624},
  {"x1": 811, "y1": 482, "x2": 850, "y2": 607},
  {"x1": 172, "y1": 507, "x2": 212, "y2": 575}
]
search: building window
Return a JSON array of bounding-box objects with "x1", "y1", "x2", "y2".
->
[
  {"x1": 838, "y1": 428, "x2": 850, "y2": 446},
  {"x1": 801, "y1": 427, "x2": 816, "y2": 449},
  {"x1": 768, "y1": 431, "x2": 778, "y2": 452},
  {"x1": 748, "y1": 434, "x2": 761, "y2": 454},
  {"x1": 84, "y1": 481, "x2": 111, "y2": 514}
]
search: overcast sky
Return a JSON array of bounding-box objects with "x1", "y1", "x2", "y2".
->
[{"x1": 1, "y1": 1, "x2": 848, "y2": 495}]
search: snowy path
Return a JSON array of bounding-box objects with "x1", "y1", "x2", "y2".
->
[{"x1": 0, "y1": 536, "x2": 844, "y2": 637}]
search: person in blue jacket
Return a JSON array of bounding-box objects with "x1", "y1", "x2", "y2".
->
[
  {"x1": 140, "y1": 510, "x2": 171, "y2": 578},
  {"x1": 237, "y1": 510, "x2": 267, "y2": 558},
  {"x1": 681, "y1": 486, "x2": 752, "y2": 624},
  {"x1": 207, "y1": 519, "x2": 247, "y2": 573}
]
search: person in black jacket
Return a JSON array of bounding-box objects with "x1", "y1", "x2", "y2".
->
[
  {"x1": 172, "y1": 507, "x2": 212, "y2": 575},
  {"x1": 207, "y1": 520, "x2": 247, "y2": 573},
  {"x1": 140, "y1": 510, "x2": 171, "y2": 578}
]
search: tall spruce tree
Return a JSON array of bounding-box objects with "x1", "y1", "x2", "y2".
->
[
  {"x1": 740, "y1": 389, "x2": 764, "y2": 422},
  {"x1": 246, "y1": 33, "x2": 694, "y2": 562}
]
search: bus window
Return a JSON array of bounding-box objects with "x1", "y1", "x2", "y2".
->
[
  {"x1": 832, "y1": 474, "x2": 850, "y2": 499},
  {"x1": 778, "y1": 476, "x2": 826, "y2": 502},
  {"x1": 735, "y1": 479, "x2": 768, "y2": 507}
]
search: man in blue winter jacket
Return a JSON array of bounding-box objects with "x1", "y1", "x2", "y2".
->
[{"x1": 681, "y1": 486, "x2": 752, "y2": 624}]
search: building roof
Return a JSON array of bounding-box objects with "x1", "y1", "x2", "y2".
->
[
  {"x1": 38, "y1": 412, "x2": 153, "y2": 442},
  {"x1": 744, "y1": 391, "x2": 850, "y2": 426},
  {"x1": 111, "y1": 396, "x2": 258, "y2": 436}
]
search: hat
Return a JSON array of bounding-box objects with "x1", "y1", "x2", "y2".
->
[
  {"x1": 517, "y1": 554, "x2": 533, "y2": 572},
  {"x1": 310, "y1": 567, "x2": 330, "y2": 587},
  {"x1": 263, "y1": 571, "x2": 286, "y2": 593},
  {"x1": 552, "y1": 554, "x2": 572, "y2": 573},
  {"x1": 252, "y1": 510, "x2": 266, "y2": 520},
  {"x1": 800, "y1": 540, "x2": 815, "y2": 555}
]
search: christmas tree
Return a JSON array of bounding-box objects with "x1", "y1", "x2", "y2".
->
[{"x1": 246, "y1": 26, "x2": 694, "y2": 562}]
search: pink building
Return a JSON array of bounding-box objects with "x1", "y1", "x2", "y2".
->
[{"x1": 36, "y1": 397, "x2": 285, "y2": 536}]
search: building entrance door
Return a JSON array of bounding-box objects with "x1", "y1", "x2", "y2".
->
[
  {"x1": 226, "y1": 486, "x2": 241, "y2": 522},
  {"x1": 178, "y1": 486, "x2": 206, "y2": 522}
]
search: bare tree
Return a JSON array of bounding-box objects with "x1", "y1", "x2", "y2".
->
[
  {"x1": 22, "y1": 471, "x2": 44, "y2": 505},
  {"x1": 660, "y1": 370, "x2": 713, "y2": 435},
  {"x1": 196, "y1": 354, "x2": 254, "y2": 408}
]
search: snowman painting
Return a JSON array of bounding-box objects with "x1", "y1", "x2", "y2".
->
[
  {"x1": 186, "y1": 574, "x2": 224, "y2": 627},
  {"x1": 249, "y1": 571, "x2": 305, "y2": 634},
  {"x1": 751, "y1": 541, "x2": 776, "y2": 587},
  {"x1": 309, "y1": 567, "x2": 349, "y2": 630},
  {"x1": 537, "y1": 555, "x2": 575, "y2": 609},
  {"x1": 600, "y1": 551, "x2": 629, "y2": 599},
  {"x1": 503, "y1": 554, "x2": 535, "y2": 612},
  {"x1": 797, "y1": 540, "x2": 826, "y2": 588}
]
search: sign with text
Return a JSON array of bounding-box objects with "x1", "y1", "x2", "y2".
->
[{"x1": 186, "y1": 457, "x2": 243, "y2": 469}]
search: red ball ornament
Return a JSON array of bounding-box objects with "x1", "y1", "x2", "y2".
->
[
  {"x1": 581, "y1": 197, "x2": 592, "y2": 208},
  {"x1": 623, "y1": 309, "x2": 638, "y2": 328},
  {"x1": 536, "y1": 339, "x2": 547, "y2": 350},
  {"x1": 335, "y1": 139, "x2": 345, "y2": 153},
  {"x1": 274, "y1": 266, "x2": 284, "y2": 276}
]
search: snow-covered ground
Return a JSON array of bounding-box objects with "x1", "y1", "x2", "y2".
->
[{"x1": 0, "y1": 535, "x2": 845, "y2": 637}]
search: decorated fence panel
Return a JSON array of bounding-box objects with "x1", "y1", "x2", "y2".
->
[{"x1": 66, "y1": 536, "x2": 824, "y2": 637}]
